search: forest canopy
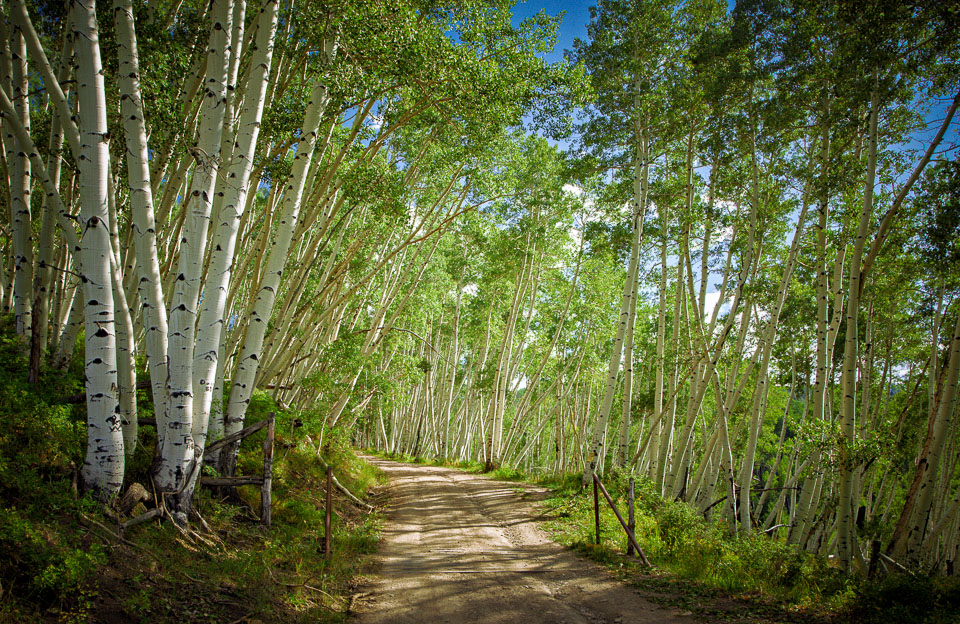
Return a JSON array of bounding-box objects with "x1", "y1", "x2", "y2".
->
[{"x1": 0, "y1": 0, "x2": 958, "y2": 581}]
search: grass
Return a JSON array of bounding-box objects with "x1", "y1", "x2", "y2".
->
[
  {"x1": 537, "y1": 468, "x2": 846, "y2": 623},
  {"x1": 0, "y1": 317, "x2": 385, "y2": 623}
]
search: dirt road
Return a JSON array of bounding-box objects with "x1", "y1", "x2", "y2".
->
[{"x1": 351, "y1": 458, "x2": 695, "y2": 624}]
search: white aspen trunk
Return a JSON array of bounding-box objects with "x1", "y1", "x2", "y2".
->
[
  {"x1": 511, "y1": 346, "x2": 586, "y2": 466},
  {"x1": 757, "y1": 351, "x2": 799, "y2": 515},
  {"x1": 891, "y1": 313, "x2": 960, "y2": 561},
  {"x1": 155, "y1": 0, "x2": 233, "y2": 507},
  {"x1": 111, "y1": 249, "x2": 138, "y2": 455},
  {"x1": 668, "y1": 240, "x2": 702, "y2": 499},
  {"x1": 192, "y1": 0, "x2": 279, "y2": 481},
  {"x1": 836, "y1": 88, "x2": 880, "y2": 573},
  {"x1": 106, "y1": 167, "x2": 138, "y2": 456},
  {"x1": 582, "y1": 205, "x2": 642, "y2": 486},
  {"x1": 499, "y1": 259, "x2": 543, "y2": 462},
  {"x1": 204, "y1": 320, "x2": 229, "y2": 464},
  {"x1": 5, "y1": 20, "x2": 32, "y2": 339},
  {"x1": 444, "y1": 288, "x2": 461, "y2": 459},
  {"x1": 114, "y1": 0, "x2": 168, "y2": 420},
  {"x1": 791, "y1": 104, "x2": 833, "y2": 545},
  {"x1": 648, "y1": 214, "x2": 669, "y2": 481},
  {"x1": 658, "y1": 224, "x2": 685, "y2": 494},
  {"x1": 0, "y1": 78, "x2": 85, "y2": 342},
  {"x1": 711, "y1": 369, "x2": 739, "y2": 533},
  {"x1": 737, "y1": 136, "x2": 810, "y2": 532},
  {"x1": 73, "y1": 0, "x2": 123, "y2": 499},
  {"x1": 487, "y1": 273, "x2": 525, "y2": 468},
  {"x1": 502, "y1": 248, "x2": 584, "y2": 462},
  {"x1": 31, "y1": 28, "x2": 73, "y2": 362},
  {"x1": 618, "y1": 129, "x2": 647, "y2": 466}
]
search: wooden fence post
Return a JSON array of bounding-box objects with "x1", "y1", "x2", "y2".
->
[
  {"x1": 261, "y1": 412, "x2": 276, "y2": 527},
  {"x1": 325, "y1": 466, "x2": 333, "y2": 559},
  {"x1": 627, "y1": 477, "x2": 635, "y2": 556},
  {"x1": 594, "y1": 474, "x2": 651, "y2": 567},
  {"x1": 594, "y1": 475, "x2": 600, "y2": 545}
]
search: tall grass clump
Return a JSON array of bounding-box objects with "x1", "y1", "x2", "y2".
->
[{"x1": 542, "y1": 468, "x2": 853, "y2": 611}]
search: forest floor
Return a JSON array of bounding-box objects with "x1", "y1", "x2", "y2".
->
[{"x1": 351, "y1": 457, "x2": 707, "y2": 624}]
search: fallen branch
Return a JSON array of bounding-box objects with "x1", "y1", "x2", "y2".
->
[
  {"x1": 200, "y1": 476, "x2": 265, "y2": 487},
  {"x1": 79, "y1": 512, "x2": 161, "y2": 562},
  {"x1": 121, "y1": 507, "x2": 162, "y2": 531},
  {"x1": 305, "y1": 436, "x2": 375, "y2": 511},
  {"x1": 880, "y1": 552, "x2": 914, "y2": 575}
]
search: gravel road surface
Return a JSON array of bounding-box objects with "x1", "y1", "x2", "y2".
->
[{"x1": 351, "y1": 458, "x2": 695, "y2": 624}]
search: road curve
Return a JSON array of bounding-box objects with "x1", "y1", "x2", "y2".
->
[{"x1": 351, "y1": 457, "x2": 694, "y2": 624}]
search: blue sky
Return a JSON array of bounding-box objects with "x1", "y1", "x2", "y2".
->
[
  {"x1": 511, "y1": 1, "x2": 594, "y2": 63},
  {"x1": 510, "y1": 0, "x2": 738, "y2": 62}
]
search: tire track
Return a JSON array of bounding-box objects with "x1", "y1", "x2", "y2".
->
[{"x1": 351, "y1": 458, "x2": 695, "y2": 624}]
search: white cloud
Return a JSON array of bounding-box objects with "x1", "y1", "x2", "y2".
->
[{"x1": 703, "y1": 290, "x2": 723, "y2": 320}]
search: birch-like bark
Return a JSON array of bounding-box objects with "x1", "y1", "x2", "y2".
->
[
  {"x1": 5, "y1": 19, "x2": 32, "y2": 339},
  {"x1": 443, "y1": 287, "x2": 461, "y2": 459},
  {"x1": 154, "y1": 0, "x2": 233, "y2": 502},
  {"x1": 647, "y1": 204, "x2": 669, "y2": 481},
  {"x1": 790, "y1": 100, "x2": 834, "y2": 546},
  {"x1": 618, "y1": 126, "x2": 648, "y2": 466},
  {"x1": 73, "y1": 0, "x2": 123, "y2": 498},
  {"x1": 192, "y1": 0, "x2": 279, "y2": 480},
  {"x1": 222, "y1": 32, "x2": 336, "y2": 464},
  {"x1": 889, "y1": 313, "x2": 960, "y2": 561},
  {"x1": 657, "y1": 225, "x2": 684, "y2": 494},
  {"x1": 736, "y1": 130, "x2": 811, "y2": 532},
  {"x1": 105, "y1": 165, "x2": 138, "y2": 455},
  {"x1": 836, "y1": 87, "x2": 880, "y2": 573},
  {"x1": 114, "y1": 0, "x2": 168, "y2": 420},
  {"x1": 30, "y1": 27, "x2": 73, "y2": 375},
  {"x1": 582, "y1": 204, "x2": 642, "y2": 486}
]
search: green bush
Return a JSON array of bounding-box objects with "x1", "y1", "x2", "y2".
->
[{"x1": 0, "y1": 506, "x2": 105, "y2": 603}]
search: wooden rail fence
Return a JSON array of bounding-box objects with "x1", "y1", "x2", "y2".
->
[
  {"x1": 200, "y1": 412, "x2": 276, "y2": 527},
  {"x1": 593, "y1": 473, "x2": 652, "y2": 567}
]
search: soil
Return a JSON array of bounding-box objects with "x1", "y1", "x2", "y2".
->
[{"x1": 351, "y1": 458, "x2": 697, "y2": 624}]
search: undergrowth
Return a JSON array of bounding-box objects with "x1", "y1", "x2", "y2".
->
[
  {"x1": 0, "y1": 317, "x2": 384, "y2": 623},
  {"x1": 540, "y1": 467, "x2": 960, "y2": 624}
]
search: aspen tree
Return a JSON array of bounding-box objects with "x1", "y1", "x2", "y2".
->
[
  {"x1": 191, "y1": 0, "x2": 279, "y2": 484},
  {"x1": 154, "y1": 0, "x2": 233, "y2": 508},
  {"x1": 114, "y1": 0, "x2": 168, "y2": 421},
  {"x1": 618, "y1": 118, "x2": 649, "y2": 467},
  {"x1": 3, "y1": 16, "x2": 32, "y2": 340},
  {"x1": 73, "y1": 0, "x2": 124, "y2": 498},
  {"x1": 220, "y1": 58, "x2": 337, "y2": 457},
  {"x1": 28, "y1": 25, "x2": 74, "y2": 380},
  {"x1": 582, "y1": 204, "x2": 642, "y2": 486}
]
